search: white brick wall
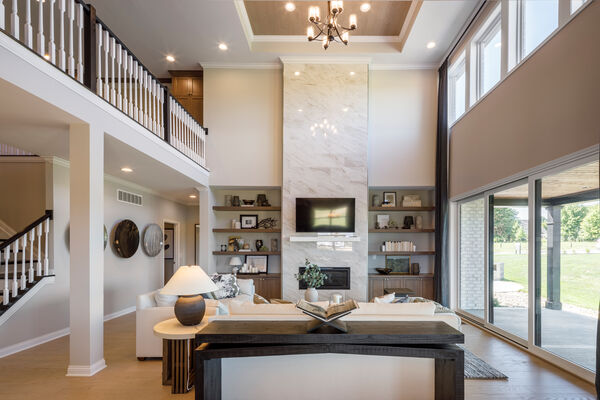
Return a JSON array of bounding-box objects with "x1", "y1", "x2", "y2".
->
[{"x1": 459, "y1": 198, "x2": 485, "y2": 311}]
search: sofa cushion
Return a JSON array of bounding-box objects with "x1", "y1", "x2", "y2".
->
[
  {"x1": 155, "y1": 291, "x2": 178, "y2": 307},
  {"x1": 229, "y1": 301, "x2": 303, "y2": 316},
  {"x1": 237, "y1": 278, "x2": 254, "y2": 296},
  {"x1": 353, "y1": 302, "x2": 435, "y2": 316},
  {"x1": 373, "y1": 293, "x2": 395, "y2": 304},
  {"x1": 210, "y1": 273, "x2": 240, "y2": 299}
]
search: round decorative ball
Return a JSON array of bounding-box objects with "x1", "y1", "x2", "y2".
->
[
  {"x1": 142, "y1": 223, "x2": 163, "y2": 257},
  {"x1": 113, "y1": 219, "x2": 139, "y2": 258}
]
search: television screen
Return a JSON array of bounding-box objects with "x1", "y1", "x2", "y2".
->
[{"x1": 296, "y1": 198, "x2": 355, "y2": 233}]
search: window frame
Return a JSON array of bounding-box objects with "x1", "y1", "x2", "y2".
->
[
  {"x1": 474, "y1": 11, "x2": 502, "y2": 100},
  {"x1": 516, "y1": 0, "x2": 560, "y2": 63},
  {"x1": 448, "y1": 52, "x2": 466, "y2": 125}
]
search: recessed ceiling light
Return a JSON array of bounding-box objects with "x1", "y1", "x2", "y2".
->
[
  {"x1": 121, "y1": 167, "x2": 133, "y2": 173},
  {"x1": 360, "y1": 3, "x2": 371, "y2": 12},
  {"x1": 166, "y1": 55, "x2": 175, "y2": 62},
  {"x1": 285, "y1": 2, "x2": 296, "y2": 12},
  {"x1": 426, "y1": 41, "x2": 436, "y2": 49},
  {"x1": 218, "y1": 43, "x2": 228, "y2": 51},
  {"x1": 189, "y1": 194, "x2": 197, "y2": 199},
  {"x1": 298, "y1": 109, "x2": 303, "y2": 112},
  {"x1": 294, "y1": 71, "x2": 300, "y2": 76},
  {"x1": 343, "y1": 107, "x2": 349, "y2": 112},
  {"x1": 349, "y1": 71, "x2": 355, "y2": 76}
]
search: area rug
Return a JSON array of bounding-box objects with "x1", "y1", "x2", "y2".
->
[{"x1": 462, "y1": 347, "x2": 508, "y2": 380}]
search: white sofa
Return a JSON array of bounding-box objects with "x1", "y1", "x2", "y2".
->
[
  {"x1": 197, "y1": 301, "x2": 461, "y2": 400},
  {"x1": 135, "y1": 279, "x2": 255, "y2": 359}
]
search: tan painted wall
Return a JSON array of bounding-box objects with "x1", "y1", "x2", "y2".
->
[
  {"x1": 0, "y1": 159, "x2": 46, "y2": 233},
  {"x1": 449, "y1": 2, "x2": 600, "y2": 199}
]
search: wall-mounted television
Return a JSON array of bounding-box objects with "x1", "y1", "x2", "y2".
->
[{"x1": 296, "y1": 198, "x2": 355, "y2": 233}]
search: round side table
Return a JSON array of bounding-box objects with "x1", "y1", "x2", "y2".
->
[{"x1": 154, "y1": 318, "x2": 209, "y2": 394}]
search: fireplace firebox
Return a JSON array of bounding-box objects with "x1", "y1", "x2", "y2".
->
[{"x1": 298, "y1": 267, "x2": 350, "y2": 290}]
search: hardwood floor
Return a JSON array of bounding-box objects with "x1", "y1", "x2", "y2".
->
[{"x1": 0, "y1": 313, "x2": 595, "y2": 399}]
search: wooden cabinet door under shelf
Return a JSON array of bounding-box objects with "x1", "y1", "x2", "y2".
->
[
  {"x1": 238, "y1": 274, "x2": 281, "y2": 300},
  {"x1": 368, "y1": 275, "x2": 434, "y2": 301}
]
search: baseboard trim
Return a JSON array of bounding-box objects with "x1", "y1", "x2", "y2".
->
[
  {"x1": 104, "y1": 306, "x2": 135, "y2": 322},
  {"x1": 66, "y1": 359, "x2": 107, "y2": 377},
  {"x1": 0, "y1": 305, "x2": 136, "y2": 358}
]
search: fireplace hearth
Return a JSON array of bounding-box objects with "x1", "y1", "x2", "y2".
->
[{"x1": 298, "y1": 267, "x2": 350, "y2": 290}]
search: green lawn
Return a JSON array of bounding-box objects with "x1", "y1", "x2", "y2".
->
[{"x1": 495, "y1": 252, "x2": 600, "y2": 311}]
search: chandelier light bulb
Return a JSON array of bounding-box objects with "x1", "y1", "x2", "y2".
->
[
  {"x1": 307, "y1": 26, "x2": 315, "y2": 40},
  {"x1": 349, "y1": 14, "x2": 357, "y2": 29},
  {"x1": 315, "y1": 6, "x2": 320, "y2": 21},
  {"x1": 342, "y1": 31, "x2": 349, "y2": 44}
]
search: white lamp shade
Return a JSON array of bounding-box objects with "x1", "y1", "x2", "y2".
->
[
  {"x1": 160, "y1": 265, "x2": 218, "y2": 296},
  {"x1": 229, "y1": 256, "x2": 243, "y2": 266}
]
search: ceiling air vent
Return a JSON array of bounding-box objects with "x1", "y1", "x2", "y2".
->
[{"x1": 117, "y1": 189, "x2": 143, "y2": 206}]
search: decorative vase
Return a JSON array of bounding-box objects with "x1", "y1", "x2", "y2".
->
[{"x1": 305, "y1": 287, "x2": 318, "y2": 302}]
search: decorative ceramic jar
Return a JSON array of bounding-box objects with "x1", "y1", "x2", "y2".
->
[{"x1": 305, "y1": 288, "x2": 318, "y2": 302}]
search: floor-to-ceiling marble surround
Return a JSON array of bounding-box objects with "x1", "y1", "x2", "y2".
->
[{"x1": 282, "y1": 63, "x2": 369, "y2": 301}]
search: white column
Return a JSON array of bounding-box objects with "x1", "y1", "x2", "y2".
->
[
  {"x1": 67, "y1": 123, "x2": 105, "y2": 377},
  {"x1": 197, "y1": 187, "x2": 213, "y2": 273}
]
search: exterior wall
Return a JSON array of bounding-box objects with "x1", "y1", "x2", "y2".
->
[
  {"x1": 459, "y1": 198, "x2": 485, "y2": 312},
  {"x1": 449, "y1": 2, "x2": 600, "y2": 199},
  {"x1": 282, "y1": 63, "x2": 369, "y2": 302},
  {"x1": 368, "y1": 69, "x2": 438, "y2": 187}
]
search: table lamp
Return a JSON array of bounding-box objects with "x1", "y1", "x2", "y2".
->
[
  {"x1": 229, "y1": 256, "x2": 243, "y2": 272},
  {"x1": 160, "y1": 265, "x2": 218, "y2": 326}
]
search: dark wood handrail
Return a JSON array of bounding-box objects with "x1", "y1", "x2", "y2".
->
[{"x1": 0, "y1": 210, "x2": 53, "y2": 252}]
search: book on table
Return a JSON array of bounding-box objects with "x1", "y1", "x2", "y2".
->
[{"x1": 296, "y1": 299, "x2": 359, "y2": 323}]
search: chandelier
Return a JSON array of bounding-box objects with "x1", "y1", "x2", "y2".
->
[{"x1": 307, "y1": 1, "x2": 357, "y2": 50}]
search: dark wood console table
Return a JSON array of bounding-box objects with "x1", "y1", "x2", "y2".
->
[{"x1": 194, "y1": 320, "x2": 464, "y2": 400}]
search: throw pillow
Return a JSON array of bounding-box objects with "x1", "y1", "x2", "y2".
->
[
  {"x1": 374, "y1": 293, "x2": 395, "y2": 303},
  {"x1": 253, "y1": 294, "x2": 270, "y2": 304},
  {"x1": 210, "y1": 273, "x2": 240, "y2": 299},
  {"x1": 155, "y1": 291, "x2": 178, "y2": 307}
]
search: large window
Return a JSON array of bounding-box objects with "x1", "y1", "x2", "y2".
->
[
  {"x1": 448, "y1": 54, "x2": 466, "y2": 124},
  {"x1": 455, "y1": 155, "x2": 599, "y2": 378},
  {"x1": 571, "y1": 0, "x2": 588, "y2": 14},
  {"x1": 535, "y1": 160, "x2": 599, "y2": 372},
  {"x1": 474, "y1": 10, "x2": 501, "y2": 99},
  {"x1": 521, "y1": 0, "x2": 559, "y2": 59}
]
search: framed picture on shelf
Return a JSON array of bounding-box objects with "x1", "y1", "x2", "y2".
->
[
  {"x1": 245, "y1": 255, "x2": 268, "y2": 274},
  {"x1": 240, "y1": 215, "x2": 258, "y2": 229},
  {"x1": 385, "y1": 255, "x2": 410, "y2": 274},
  {"x1": 383, "y1": 192, "x2": 397, "y2": 207},
  {"x1": 376, "y1": 214, "x2": 390, "y2": 229}
]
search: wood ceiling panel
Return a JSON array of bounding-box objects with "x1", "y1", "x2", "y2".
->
[{"x1": 244, "y1": 1, "x2": 413, "y2": 36}]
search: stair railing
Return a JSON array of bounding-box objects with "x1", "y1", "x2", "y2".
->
[
  {"x1": 0, "y1": 0, "x2": 208, "y2": 169},
  {"x1": 0, "y1": 210, "x2": 52, "y2": 305}
]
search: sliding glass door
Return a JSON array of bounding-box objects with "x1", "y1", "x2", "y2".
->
[
  {"x1": 488, "y1": 182, "x2": 529, "y2": 341},
  {"x1": 534, "y1": 160, "x2": 599, "y2": 372}
]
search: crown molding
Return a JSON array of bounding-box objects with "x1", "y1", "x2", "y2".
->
[
  {"x1": 199, "y1": 62, "x2": 282, "y2": 70},
  {"x1": 279, "y1": 56, "x2": 372, "y2": 65},
  {"x1": 42, "y1": 156, "x2": 70, "y2": 168},
  {"x1": 234, "y1": 0, "x2": 254, "y2": 47},
  {"x1": 369, "y1": 63, "x2": 437, "y2": 71}
]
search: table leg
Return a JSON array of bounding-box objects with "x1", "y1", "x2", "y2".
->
[
  {"x1": 434, "y1": 350, "x2": 464, "y2": 400},
  {"x1": 162, "y1": 339, "x2": 172, "y2": 386},
  {"x1": 196, "y1": 357, "x2": 221, "y2": 400},
  {"x1": 162, "y1": 339, "x2": 194, "y2": 394}
]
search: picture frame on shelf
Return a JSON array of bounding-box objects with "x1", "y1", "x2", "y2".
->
[
  {"x1": 240, "y1": 215, "x2": 258, "y2": 229},
  {"x1": 245, "y1": 255, "x2": 268, "y2": 274},
  {"x1": 383, "y1": 192, "x2": 397, "y2": 207},
  {"x1": 376, "y1": 214, "x2": 390, "y2": 229},
  {"x1": 385, "y1": 255, "x2": 410, "y2": 274}
]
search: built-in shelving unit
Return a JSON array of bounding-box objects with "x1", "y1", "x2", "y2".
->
[
  {"x1": 213, "y1": 206, "x2": 281, "y2": 212},
  {"x1": 368, "y1": 251, "x2": 435, "y2": 256},
  {"x1": 369, "y1": 206, "x2": 435, "y2": 212},
  {"x1": 212, "y1": 251, "x2": 281, "y2": 256},
  {"x1": 212, "y1": 228, "x2": 281, "y2": 233},
  {"x1": 368, "y1": 229, "x2": 434, "y2": 233}
]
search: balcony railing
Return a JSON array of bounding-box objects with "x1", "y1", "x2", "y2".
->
[{"x1": 0, "y1": 0, "x2": 207, "y2": 168}]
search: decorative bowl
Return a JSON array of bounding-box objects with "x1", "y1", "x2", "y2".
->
[
  {"x1": 375, "y1": 267, "x2": 392, "y2": 275},
  {"x1": 242, "y1": 200, "x2": 255, "y2": 205}
]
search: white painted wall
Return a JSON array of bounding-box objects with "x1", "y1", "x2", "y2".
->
[
  {"x1": 0, "y1": 161, "x2": 196, "y2": 352},
  {"x1": 368, "y1": 69, "x2": 438, "y2": 187},
  {"x1": 203, "y1": 68, "x2": 283, "y2": 187}
]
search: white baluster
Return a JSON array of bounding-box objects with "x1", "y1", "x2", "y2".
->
[
  {"x1": 3, "y1": 247, "x2": 9, "y2": 305},
  {"x1": 128, "y1": 55, "x2": 133, "y2": 118},
  {"x1": 58, "y1": 0, "x2": 65, "y2": 70},
  {"x1": 133, "y1": 61, "x2": 139, "y2": 121},
  {"x1": 76, "y1": 3, "x2": 83, "y2": 83},
  {"x1": 150, "y1": 80, "x2": 156, "y2": 133},
  {"x1": 28, "y1": 228, "x2": 34, "y2": 283},
  {"x1": 10, "y1": 0, "x2": 19, "y2": 40},
  {"x1": 96, "y1": 24, "x2": 102, "y2": 96},
  {"x1": 67, "y1": 0, "x2": 75, "y2": 77},
  {"x1": 36, "y1": 0, "x2": 45, "y2": 56},
  {"x1": 103, "y1": 30, "x2": 109, "y2": 100},
  {"x1": 24, "y1": 0, "x2": 33, "y2": 48},
  {"x1": 12, "y1": 240, "x2": 18, "y2": 297},
  {"x1": 110, "y1": 37, "x2": 116, "y2": 105},
  {"x1": 159, "y1": 87, "x2": 164, "y2": 138},
  {"x1": 43, "y1": 219, "x2": 49, "y2": 275},
  {"x1": 36, "y1": 224, "x2": 42, "y2": 276},
  {"x1": 143, "y1": 70, "x2": 148, "y2": 127},
  {"x1": 122, "y1": 49, "x2": 128, "y2": 114},
  {"x1": 20, "y1": 232, "x2": 26, "y2": 290},
  {"x1": 116, "y1": 43, "x2": 122, "y2": 109},
  {"x1": 48, "y1": 0, "x2": 56, "y2": 64},
  {"x1": 152, "y1": 80, "x2": 157, "y2": 134}
]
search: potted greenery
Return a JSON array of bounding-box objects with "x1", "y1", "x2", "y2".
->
[{"x1": 295, "y1": 259, "x2": 327, "y2": 302}]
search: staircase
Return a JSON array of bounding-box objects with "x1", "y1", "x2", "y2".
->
[{"x1": 0, "y1": 211, "x2": 53, "y2": 319}]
